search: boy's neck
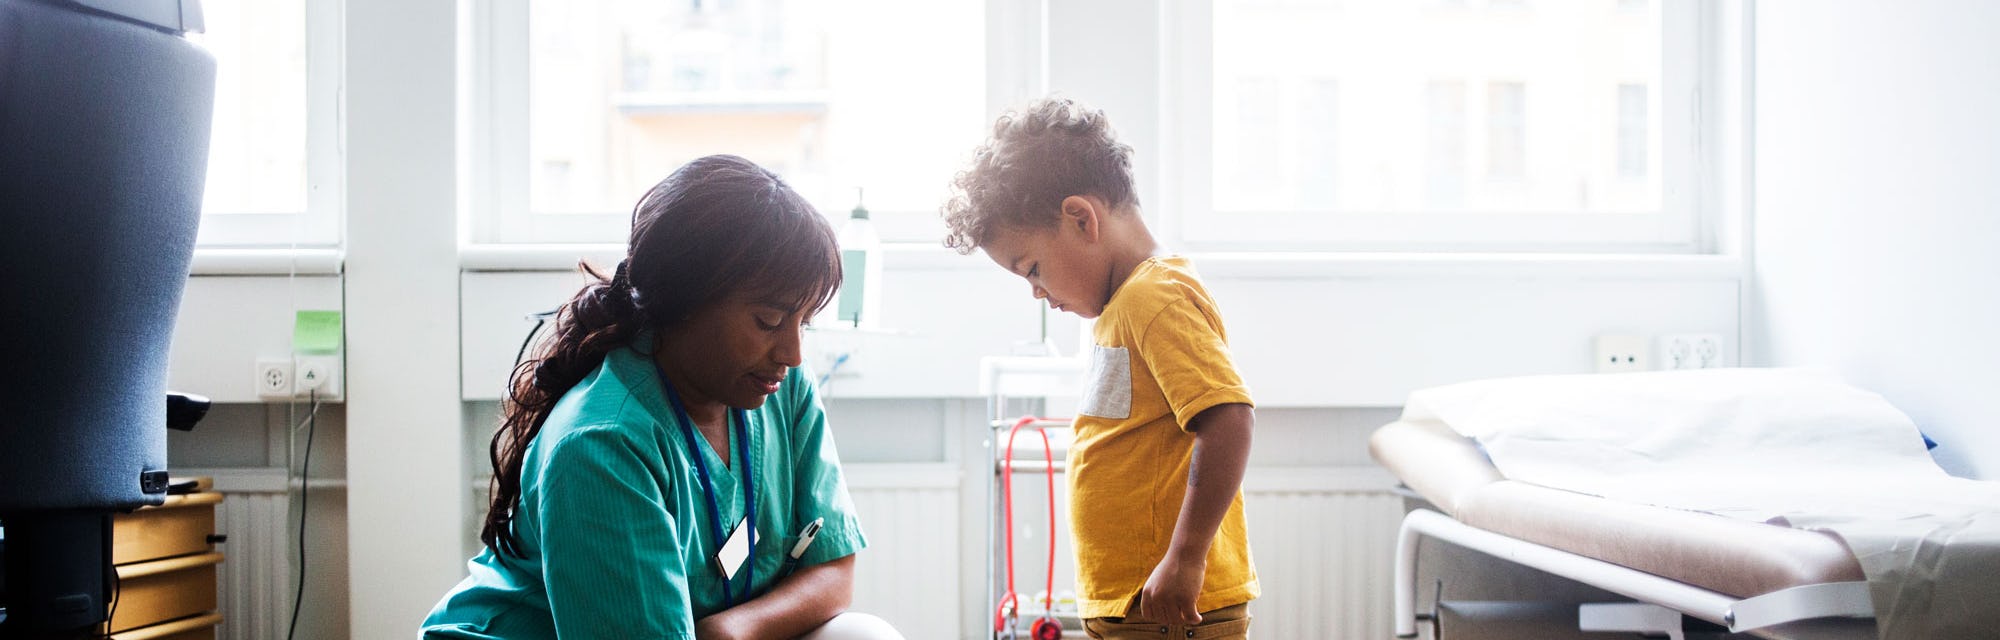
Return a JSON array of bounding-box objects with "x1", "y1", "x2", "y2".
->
[{"x1": 1100, "y1": 210, "x2": 1167, "y2": 299}]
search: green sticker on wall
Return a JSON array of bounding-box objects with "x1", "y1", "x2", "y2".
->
[{"x1": 293, "y1": 310, "x2": 343, "y2": 354}]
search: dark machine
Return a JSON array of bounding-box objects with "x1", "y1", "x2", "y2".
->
[{"x1": 0, "y1": 0, "x2": 215, "y2": 637}]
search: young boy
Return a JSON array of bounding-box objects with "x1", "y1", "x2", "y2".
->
[{"x1": 943, "y1": 97, "x2": 1258, "y2": 639}]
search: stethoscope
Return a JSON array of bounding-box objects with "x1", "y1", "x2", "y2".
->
[
  {"x1": 656, "y1": 361, "x2": 757, "y2": 609},
  {"x1": 995, "y1": 416, "x2": 1064, "y2": 640}
]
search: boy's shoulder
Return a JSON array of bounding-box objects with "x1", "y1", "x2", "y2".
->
[
  {"x1": 1103, "y1": 256, "x2": 1224, "y2": 328},
  {"x1": 1114, "y1": 255, "x2": 1212, "y2": 304}
]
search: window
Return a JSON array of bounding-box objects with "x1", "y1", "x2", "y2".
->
[
  {"x1": 1425, "y1": 80, "x2": 1468, "y2": 208},
  {"x1": 1182, "y1": 0, "x2": 1701, "y2": 251},
  {"x1": 1298, "y1": 79, "x2": 1340, "y2": 210},
  {"x1": 1484, "y1": 81, "x2": 1526, "y2": 180},
  {"x1": 469, "y1": 0, "x2": 987, "y2": 244},
  {"x1": 190, "y1": 0, "x2": 341, "y2": 247},
  {"x1": 1220, "y1": 77, "x2": 1283, "y2": 207},
  {"x1": 1617, "y1": 83, "x2": 1649, "y2": 178},
  {"x1": 1214, "y1": 76, "x2": 1338, "y2": 212}
]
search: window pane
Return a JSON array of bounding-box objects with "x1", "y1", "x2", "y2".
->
[
  {"x1": 1485, "y1": 81, "x2": 1525, "y2": 179},
  {"x1": 526, "y1": 0, "x2": 985, "y2": 221},
  {"x1": 1425, "y1": 80, "x2": 1467, "y2": 207},
  {"x1": 1617, "y1": 83, "x2": 1648, "y2": 178},
  {"x1": 1213, "y1": 0, "x2": 1663, "y2": 215},
  {"x1": 195, "y1": 0, "x2": 308, "y2": 215}
]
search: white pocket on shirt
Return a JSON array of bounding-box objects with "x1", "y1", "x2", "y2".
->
[{"x1": 1080, "y1": 345, "x2": 1132, "y2": 420}]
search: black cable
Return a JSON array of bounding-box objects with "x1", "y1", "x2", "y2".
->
[
  {"x1": 286, "y1": 392, "x2": 320, "y2": 640},
  {"x1": 105, "y1": 552, "x2": 122, "y2": 633},
  {"x1": 515, "y1": 310, "x2": 558, "y2": 368}
]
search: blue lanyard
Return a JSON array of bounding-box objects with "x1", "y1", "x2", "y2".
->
[{"x1": 655, "y1": 363, "x2": 757, "y2": 608}]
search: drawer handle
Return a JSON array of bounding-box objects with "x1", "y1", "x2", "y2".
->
[{"x1": 207, "y1": 534, "x2": 228, "y2": 545}]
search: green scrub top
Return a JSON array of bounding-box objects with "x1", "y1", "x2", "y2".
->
[{"x1": 421, "y1": 333, "x2": 867, "y2": 639}]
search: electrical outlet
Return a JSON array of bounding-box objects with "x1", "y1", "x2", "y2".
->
[
  {"x1": 1594, "y1": 335, "x2": 1650, "y2": 373},
  {"x1": 255, "y1": 359, "x2": 293, "y2": 399},
  {"x1": 295, "y1": 355, "x2": 342, "y2": 401},
  {"x1": 1694, "y1": 334, "x2": 1722, "y2": 368},
  {"x1": 1659, "y1": 333, "x2": 1725, "y2": 369}
]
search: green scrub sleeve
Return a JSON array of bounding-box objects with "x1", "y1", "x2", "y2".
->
[
  {"x1": 538, "y1": 426, "x2": 696, "y2": 639},
  {"x1": 787, "y1": 376, "x2": 869, "y2": 567}
]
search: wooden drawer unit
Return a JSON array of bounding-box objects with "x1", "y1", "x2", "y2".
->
[
  {"x1": 105, "y1": 552, "x2": 222, "y2": 633},
  {"x1": 99, "y1": 479, "x2": 225, "y2": 639},
  {"x1": 107, "y1": 612, "x2": 222, "y2": 640},
  {"x1": 112, "y1": 492, "x2": 222, "y2": 565}
]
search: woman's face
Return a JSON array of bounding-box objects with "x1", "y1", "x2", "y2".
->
[{"x1": 655, "y1": 292, "x2": 812, "y2": 418}]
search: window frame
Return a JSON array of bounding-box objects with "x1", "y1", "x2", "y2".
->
[
  {"x1": 194, "y1": 0, "x2": 345, "y2": 248},
  {"x1": 1163, "y1": 0, "x2": 1721, "y2": 253},
  {"x1": 463, "y1": 0, "x2": 1008, "y2": 246}
]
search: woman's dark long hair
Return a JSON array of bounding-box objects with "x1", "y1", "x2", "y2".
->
[{"x1": 481, "y1": 155, "x2": 842, "y2": 558}]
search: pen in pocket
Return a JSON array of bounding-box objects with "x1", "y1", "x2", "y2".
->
[{"x1": 778, "y1": 517, "x2": 824, "y2": 578}]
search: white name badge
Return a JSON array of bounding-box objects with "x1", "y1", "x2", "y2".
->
[{"x1": 714, "y1": 516, "x2": 752, "y2": 580}]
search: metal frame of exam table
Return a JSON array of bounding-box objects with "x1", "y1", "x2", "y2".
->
[{"x1": 1393, "y1": 508, "x2": 1875, "y2": 639}]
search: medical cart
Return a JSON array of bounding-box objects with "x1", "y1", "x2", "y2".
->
[{"x1": 980, "y1": 356, "x2": 1088, "y2": 640}]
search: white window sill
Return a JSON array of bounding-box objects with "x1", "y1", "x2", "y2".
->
[
  {"x1": 458, "y1": 244, "x2": 623, "y2": 272},
  {"x1": 1192, "y1": 252, "x2": 1744, "y2": 281},
  {"x1": 458, "y1": 243, "x2": 994, "y2": 273},
  {"x1": 191, "y1": 245, "x2": 1739, "y2": 282},
  {"x1": 462, "y1": 243, "x2": 1741, "y2": 281},
  {"x1": 191, "y1": 248, "x2": 344, "y2": 276}
]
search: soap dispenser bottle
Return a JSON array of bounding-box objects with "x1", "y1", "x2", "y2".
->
[{"x1": 833, "y1": 188, "x2": 882, "y2": 328}]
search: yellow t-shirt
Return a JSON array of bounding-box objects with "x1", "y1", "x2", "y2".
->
[{"x1": 1070, "y1": 255, "x2": 1258, "y2": 619}]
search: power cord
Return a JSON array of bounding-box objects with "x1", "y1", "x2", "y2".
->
[
  {"x1": 516, "y1": 309, "x2": 558, "y2": 368},
  {"x1": 286, "y1": 391, "x2": 320, "y2": 640},
  {"x1": 105, "y1": 552, "x2": 122, "y2": 633}
]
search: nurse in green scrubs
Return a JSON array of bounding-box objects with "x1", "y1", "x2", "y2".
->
[{"x1": 422, "y1": 155, "x2": 903, "y2": 640}]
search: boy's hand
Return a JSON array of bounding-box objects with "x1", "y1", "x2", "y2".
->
[{"x1": 1139, "y1": 551, "x2": 1207, "y2": 625}]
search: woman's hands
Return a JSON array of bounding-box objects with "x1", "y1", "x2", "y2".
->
[{"x1": 695, "y1": 554, "x2": 857, "y2": 640}]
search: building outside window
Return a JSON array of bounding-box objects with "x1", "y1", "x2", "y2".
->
[
  {"x1": 1198, "y1": 0, "x2": 1679, "y2": 251},
  {"x1": 474, "y1": 0, "x2": 986, "y2": 244},
  {"x1": 1486, "y1": 81, "x2": 1526, "y2": 180},
  {"x1": 1618, "y1": 83, "x2": 1650, "y2": 179},
  {"x1": 192, "y1": 0, "x2": 340, "y2": 247}
]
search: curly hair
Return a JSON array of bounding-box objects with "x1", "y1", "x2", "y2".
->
[{"x1": 941, "y1": 97, "x2": 1137, "y2": 254}]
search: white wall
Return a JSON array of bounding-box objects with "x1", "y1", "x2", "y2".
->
[
  {"x1": 343, "y1": 0, "x2": 465, "y2": 637},
  {"x1": 460, "y1": 252, "x2": 1742, "y2": 406},
  {"x1": 1750, "y1": 0, "x2": 2000, "y2": 479}
]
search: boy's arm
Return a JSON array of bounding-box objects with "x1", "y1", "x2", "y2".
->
[{"x1": 1140, "y1": 402, "x2": 1254, "y2": 625}]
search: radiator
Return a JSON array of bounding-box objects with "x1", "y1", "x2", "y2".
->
[
  {"x1": 205, "y1": 469, "x2": 295, "y2": 640},
  {"x1": 1243, "y1": 468, "x2": 1405, "y2": 640},
  {"x1": 197, "y1": 464, "x2": 1399, "y2": 640},
  {"x1": 973, "y1": 462, "x2": 1401, "y2": 639},
  {"x1": 843, "y1": 463, "x2": 963, "y2": 640}
]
